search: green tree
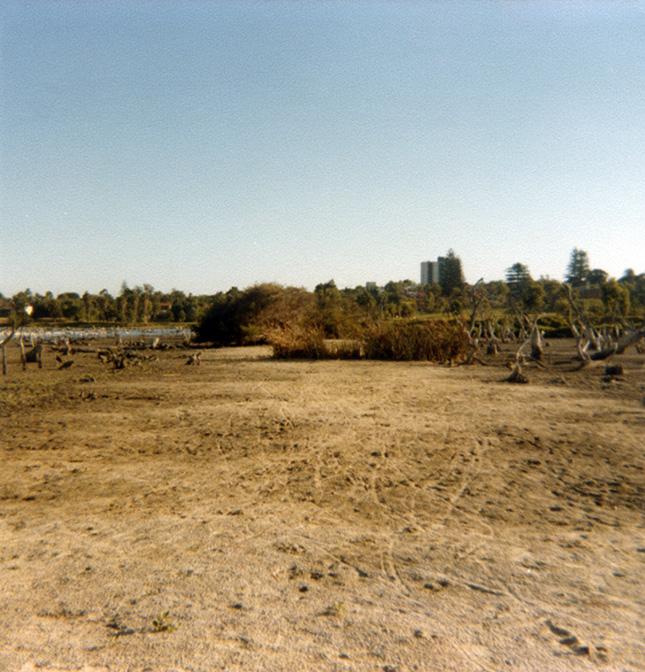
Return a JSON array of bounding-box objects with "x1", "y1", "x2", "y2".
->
[
  {"x1": 505, "y1": 263, "x2": 531, "y2": 306},
  {"x1": 81, "y1": 291, "x2": 95, "y2": 321},
  {"x1": 96, "y1": 289, "x2": 116, "y2": 321},
  {"x1": 525, "y1": 281, "x2": 545, "y2": 312},
  {"x1": 602, "y1": 279, "x2": 630, "y2": 317},
  {"x1": 536, "y1": 278, "x2": 562, "y2": 312},
  {"x1": 587, "y1": 268, "x2": 608, "y2": 286},
  {"x1": 57, "y1": 292, "x2": 82, "y2": 320},
  {"x1": 314, "y1": 280, "x2": 343, "y2": 336},
  {"x1": 439, "y1": 249, "x2": 464, "y2": 296},
  {"x1": 566, "y1": 248, "x2": 590, "y2": 287}
]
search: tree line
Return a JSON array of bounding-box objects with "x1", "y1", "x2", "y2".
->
[
  {"x1": 2, "y1": 249, "x2": 643, "y2": 335},
  {"x1": 194, "y1": 249, "x2": 643, "y2": 345},
  {"x1": 1, "y1": 284, "x2": 212, "y2": 324}
]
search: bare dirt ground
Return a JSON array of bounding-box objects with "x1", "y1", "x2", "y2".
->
[{"x1": 1, "y1": 342, "x2": 644, "y2": 672}]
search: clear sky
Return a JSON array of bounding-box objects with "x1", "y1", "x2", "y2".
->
[{"x1": 1, "y1": 1, "x2": 644, "y2": 296}]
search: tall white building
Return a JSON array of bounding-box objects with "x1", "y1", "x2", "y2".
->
[{"x1": 420, "y1": 260, "x2": 441, "y2": 285}]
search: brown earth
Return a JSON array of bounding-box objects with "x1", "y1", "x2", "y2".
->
[{"x1": 0, "y1": 342, "x2": 644, "y2": 672}]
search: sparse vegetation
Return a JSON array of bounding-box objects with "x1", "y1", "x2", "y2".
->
[{"x1": 151, "y1": 611, "x2": 176, "y2": 633}]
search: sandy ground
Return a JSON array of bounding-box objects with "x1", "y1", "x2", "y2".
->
[{"x1": 0, "y1": 342, "x2": 644, "y2": 672}]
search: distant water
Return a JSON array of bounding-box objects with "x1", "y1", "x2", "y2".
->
[{"x1": 2, "y1": 325, "x2": 192, "y2": 343}]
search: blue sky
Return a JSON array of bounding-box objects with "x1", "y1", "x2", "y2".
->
[{"x1": 1, "y1": 1, "x2": 644, "y2": 295}]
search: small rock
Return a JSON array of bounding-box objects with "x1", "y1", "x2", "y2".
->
[{"x1": 298, "y1": 584, "x2": 309, "y2": 593}]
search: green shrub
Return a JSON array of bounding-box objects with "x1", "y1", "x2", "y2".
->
[{"x1": 538, "y1": 313, "x2": 573, "y2": 338}]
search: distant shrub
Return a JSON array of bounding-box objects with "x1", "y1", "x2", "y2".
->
[
  {"x1": 363, "y1": 319, "x2": 469, "y2": 362},
  {"x1": 538, "y1": 314, "x2": 573, "y2": 338}
]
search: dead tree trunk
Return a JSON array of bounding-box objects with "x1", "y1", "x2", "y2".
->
[
  {"x1": 19, "y1": 336, "x2": 27, "y2": 371},
  {"x1": 562, "y1": 283, "x2": 602, "y2": 350},
  {"x1": 506, "y1": 338, "x2": 530, "y2": 383},
  {"x1": 530, "y1": 323, "x2": 545, "y2": 361},
  {"x1": 589, "y1": 328, "x2": 645, "y2": 361},
  {"x1": 485, "y1": 320, "x2": 500, "y2": 355},
  {"x1": 1, "y1": 328, "x2": 15, "y2": 376}
]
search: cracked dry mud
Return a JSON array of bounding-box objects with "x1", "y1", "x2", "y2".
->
[{"x1": 1, "y1": 343, "x2": 643, "y2": 671}]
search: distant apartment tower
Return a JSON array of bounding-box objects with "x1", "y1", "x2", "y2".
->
[{"x1": 420, "y1": 258, "x2": 444, "y2": 285}]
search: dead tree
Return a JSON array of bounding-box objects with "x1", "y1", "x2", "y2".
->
[
  {"x1": 562, "y1": 284, "x2": 602, "y2": 350},
  {"x1": 1, "y1": 327, "x2": 15, "y2": 376},
  {"x1": 530, "y1": 322, "x2": 545, "y2": 361},
  {"x1": 485, "y1": 320, "x2": 502, "y2": 355},
  {"x1": 563, "y1": 283, "x2": 644, "y2": 365},
  {"x1": 466, "y1": 279, "x2": 486, "y2": 335},
  {"x1": 587, "y1": 328, "x2": 645, "y2": 362},
  {"x1": 506, "y1": 338, "x2": 530, "y2": 383}
]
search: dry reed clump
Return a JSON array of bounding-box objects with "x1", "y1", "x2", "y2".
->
[
  {"x1": 323, "y1": 339, "x2": 363, "y2": 360},
  {"x1": 363, "y1": 319, "x2": 470, "y2": 362},
  {"x1": 271, "y1": 319, "x2": 469, "y2": 362},
  {"x1": 270, "y1": 326, "x2": 363, "y2": 360},
  {"x1": 269, "y1": 325, "x2": 327, "y2": 359},
  {"x1": 269, "y1": 325, "x2": 363, "y2": 359}
]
